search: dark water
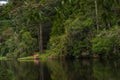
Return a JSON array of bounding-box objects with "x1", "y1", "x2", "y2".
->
[{"x1": 0, "y1": 59, "x2": 120, "y2": 80}]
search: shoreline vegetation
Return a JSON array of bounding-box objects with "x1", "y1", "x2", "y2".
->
[{"x1": 0, "y1": 52, "x2": 118, "y2": 61}]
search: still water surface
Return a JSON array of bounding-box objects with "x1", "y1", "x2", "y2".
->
[{"x1": 0, "y1": 59, "x2": 120, "y2": 80}]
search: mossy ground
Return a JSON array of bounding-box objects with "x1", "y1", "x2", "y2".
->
[
  {"x1": 0, "y1": 57, "x2": 8, "y2": 60},
  {"x1": 18, "y1": 51, "x2": 55, "y2": 61}
]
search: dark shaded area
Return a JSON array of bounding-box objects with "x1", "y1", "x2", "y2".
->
[
  {"x1": 1, "y1": 59, "x2": 120, "y2": 80},
  {"x1": 42, "y1": 21, "x2": 52, "y2": 49}
]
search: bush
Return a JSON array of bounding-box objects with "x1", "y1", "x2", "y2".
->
[{"x1": 92, "y1": 27, "x2": 120, "y2": 57}]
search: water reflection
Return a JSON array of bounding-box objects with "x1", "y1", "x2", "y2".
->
[{"x1": 0, "y1": 59, "x2": 120, "y2": 80}]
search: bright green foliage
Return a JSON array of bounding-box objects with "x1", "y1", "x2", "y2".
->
[
  {"x1": 49, "y1": 0, "x2": 120, "y2": 58},
  {"x1": 49, "y1": 0, "x2": 94, "y2": 57},
  {"x1": 50, "y1": 14, "x2": 93, "y2": 57},
  {"x1": 0, "y1": 28, "x2": 36, "y2": 58},
  {"x1": 0, "y1": 1, "x2": 38, "y2": 58},
  {"x1": 92, "y1": 26, "x2": 120, "y2": 57},
  {"x1": 0, "y1": 0, "x2": 120, "y2": 58}
]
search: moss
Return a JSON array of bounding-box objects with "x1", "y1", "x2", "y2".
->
[
  {"x1": 18, "y1": 56, "x2": 34, "y2": 61},
  {"x1": 0, "y1": 56, "x2": 8, "y2": 60}
]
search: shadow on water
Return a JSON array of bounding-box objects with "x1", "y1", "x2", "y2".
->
[{"x1": 0, "y1": 59, "x2": 120, "y2": 80}]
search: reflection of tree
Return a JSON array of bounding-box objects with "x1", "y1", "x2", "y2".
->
[
  {"x1": 46, "y1": 59, "x2": 94, "y2": 80},
  {"x1": 0, "y1": 64, "x2": 16, "y2": 80},
  {"x1": 46, "y1": 61, "x2": 68, "y2": 80},
  {"x1": 6, "y1": 61, "x2": 41, "y2": 80},
  {"x1": 93, "y1": 59, "x2": 120, "y2": 80},
  {"x1": 41, "y1": 59, "x2": 120, "y2": 80},
  {"x1": 65, "y1": 60, "x2": 94, "y2": 80},
  {"x1": 1, "y1": 59, "x2": 120, "y2": 80},
  {"x1": 3, "y1": 60, "x2": 51, "y2": 80}
]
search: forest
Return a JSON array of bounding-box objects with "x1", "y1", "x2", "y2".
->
[{"x1": 0, "y1": 0, "x2": 120, "y2": 59}]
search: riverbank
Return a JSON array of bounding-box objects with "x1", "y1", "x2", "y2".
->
[
  {"x1": 0, "y1": 52, "x2": 57, "y2": 61},
  {"x1": 1, "y1": 52, "x2": 118, "y2": 61},
  {"x1": 18, "y1": 53, "x2": 57, "y2": 61}
]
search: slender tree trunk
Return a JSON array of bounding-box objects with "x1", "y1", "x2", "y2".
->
[
  {"x1": 95, "y1": 0, "x2": 99, "y2": 31},
  {"x1": 39, "y1": 23, "x2": 43, "y2": 53}
]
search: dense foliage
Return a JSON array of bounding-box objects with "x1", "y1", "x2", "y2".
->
[{"x1": 0, "y1": 0, "x2": 120, "y2": 58}]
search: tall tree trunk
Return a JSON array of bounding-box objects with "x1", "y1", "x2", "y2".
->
[
  {"x1": 95, "y1": 0, "x2": 99, "y2": 31},
  {"x1": 39, "y1": 23, "x2": 43, "y2": 53}
]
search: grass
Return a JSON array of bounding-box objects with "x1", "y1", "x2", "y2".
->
[
  {"x1": 18, "y1": 56, "x2": 34, "y2": 61},
  {"x1": 18, "y1": 53, "x2": 50, "y2": 61},
  {"x1": 18, "y1": 51, "x2": 59, "y2": 61},
  {"x1": 0, "y1": 56, "x2": 8, "y2": 60},
  {"x1": 0, "y1": 54, "x2": 51, "y2": 61},
  {"x1": 0, "y1": 50, "x2": 60, "y2": 61}
]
